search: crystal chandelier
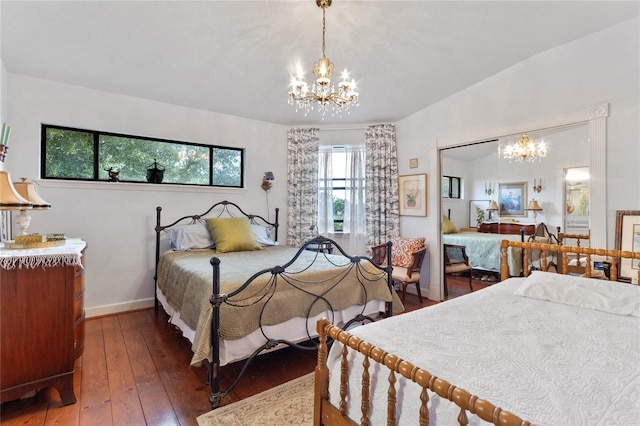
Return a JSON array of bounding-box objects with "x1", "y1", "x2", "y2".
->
[
  {"x1": 288, "y1": 0, "x2": 359, "y2": 119},
  {"x1": 503, "y1": 134, "x2": 547, "y2": 163}
]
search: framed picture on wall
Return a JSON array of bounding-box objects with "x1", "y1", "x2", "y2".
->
[
  {"x1": 498, "y1": 182, "x2": 527, "y2": 217},
  {"x1": 614, "y1": 210, "x2": 640, "y2": 283},
  {"x1": 399, "y1": 174, "x2": 427, "y2": 216},
  {"x1": 469, "y1": 200, "x2": 490, "y2": 227}
]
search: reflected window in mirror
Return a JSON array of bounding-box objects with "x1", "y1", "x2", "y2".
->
[{"x1": 442, "y1": 176, "x2": 461, "y2": 199}]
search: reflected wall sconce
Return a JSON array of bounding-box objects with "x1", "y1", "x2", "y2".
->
[
  {"x1": 487, "y1": 200, "x2": 499, "y2": 220},
  {"x1": 533, "y1": 178, "x2": 542, "y2": 193},
  {"x1": 484, "y1": 182, "x2": 494, "y2": 196},
  {"x1": 261, "y1": 171, "x2": 274, "y2": 191},
  {"x1": 525, "y1": 199, "x2": 543, "y2": 224}
]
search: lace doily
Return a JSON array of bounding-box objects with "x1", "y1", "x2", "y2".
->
[{"x1": 0, "y1": 238, "x2": 86, "y2": 270}]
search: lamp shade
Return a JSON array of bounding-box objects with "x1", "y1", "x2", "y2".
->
[
  {"x1": 526, "y1": 199, "x2": 543, "y2": 211},
  {"x1": 488, "y1": 201, "x2": 499, "y2": 210},
  {"x1": 264, "y1": 171, "x2": 274, "y2": 181},
  {"x1": 13, "y1": 179, "x2": 52, "y2": 209},
  {"x1": 0, "y1": 171, "x2": 32, "y2": 211}
]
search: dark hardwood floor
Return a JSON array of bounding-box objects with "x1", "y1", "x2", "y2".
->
[{"x1": 0, "y1": 274, "x2": 487, "y2": 425}]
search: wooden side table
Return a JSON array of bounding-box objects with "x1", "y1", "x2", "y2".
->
[{"x1": 0, "y1": 239, "x2": 86, "y2": 405}]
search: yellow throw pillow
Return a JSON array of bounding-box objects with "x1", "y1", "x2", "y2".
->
[
  {"x1": 205, "y1": 217, "x2": 262, "y2": 253},
  {"x1": 442, "y1": 215, "x2": 458, "y2": 234}
]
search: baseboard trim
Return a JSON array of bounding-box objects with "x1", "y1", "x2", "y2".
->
[{"x1": 86, "y1": 298, "x2": 155, "y2": 318}]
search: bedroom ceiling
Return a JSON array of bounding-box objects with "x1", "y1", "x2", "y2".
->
[{"x1": 1, "y1": 1, "x2": 638, "y2": 127}]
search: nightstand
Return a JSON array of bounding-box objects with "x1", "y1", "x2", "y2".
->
[{"x1": 0, "y1": 239, "x2": 86, "y2": 405}]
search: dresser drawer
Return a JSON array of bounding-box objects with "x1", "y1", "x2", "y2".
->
[
  {"x1": 73, "y1": 290, "x2": 84, "y2": 321},
  {"x1": 74, "y1": 312, "x2": 85, "y2": 359}
]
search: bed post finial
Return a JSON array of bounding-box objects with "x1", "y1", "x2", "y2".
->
[{"x1": 500, "y1": 240, "x2": 509, "y2": 280}]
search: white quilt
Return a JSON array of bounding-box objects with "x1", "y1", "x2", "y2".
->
[{"x1": 328, "y1": 277, "x2": 640, "y2": 425}]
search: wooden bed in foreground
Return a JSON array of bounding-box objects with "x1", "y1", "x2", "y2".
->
[{"x1": 315, "y1": 241, "x2": 640, "y2": 425}]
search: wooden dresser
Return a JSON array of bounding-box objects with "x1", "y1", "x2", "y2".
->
[
  {"x1": 0, "y1": 240, "x2": 86, "y2": 405},
  {"x1": 478, "y1": 222, "x2": 535, "y2": 236}
]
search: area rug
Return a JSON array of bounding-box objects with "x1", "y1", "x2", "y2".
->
[{"x1": 196, "y1": 372, "x2": 314, "y2": 426}]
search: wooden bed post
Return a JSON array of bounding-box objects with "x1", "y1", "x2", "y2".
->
[
  {"x1": 500, "y1": 240, "x2": 509, "y2": 281},
  {"x1": 315, "y1": 319, "x2": 330, "y2": 426}
]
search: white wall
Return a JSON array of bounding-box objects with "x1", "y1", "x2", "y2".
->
[
  {"x1": 5, "y1": 74, "x2": 288, "y2": 316},
  {"x1": 441, "y1": 157, "x2": 468, "y2": 226},
  {"x1": 0, "y1": 60, "x2": 6, "y2": 127},
  {"x1": 0, "y1": 1, "x2": 4, "y2": 126},
  {"x1": 396, "y1": 17, "x2": 640, "y2": 301}
]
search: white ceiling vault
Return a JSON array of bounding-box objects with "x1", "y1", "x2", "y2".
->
[{"x1": 1, "y1": 1, "x2": 638, "y2": 127}]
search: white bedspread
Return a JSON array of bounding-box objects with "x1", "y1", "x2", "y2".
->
[
  {"x1": 328, "y1": 278, "x2": 640, "y2": 425},
  {"x1": 442, "y1": 232, "x2": 523, "y2": 275}
]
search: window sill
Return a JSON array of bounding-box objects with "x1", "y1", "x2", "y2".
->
[{"x1": 36, "y1": 179, "x2": 248, "y2": 194}]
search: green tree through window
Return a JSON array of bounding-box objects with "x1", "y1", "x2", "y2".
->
[{"x1": 42, "y1": 125, "x2": 243, "y2": 187}]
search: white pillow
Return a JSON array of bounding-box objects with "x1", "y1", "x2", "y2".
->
[
  {"x1": 168, "y1": 222, "x2": 215, "y2": 251},
  {"x1": 251, "y1": 224, "x2": 276, "y2": 246},
  {"x1": 515, "y1": 271, "x2": 640, "y2": 317}
]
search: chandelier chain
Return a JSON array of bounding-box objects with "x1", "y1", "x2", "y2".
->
[{"x1": 321, "y1": 4, "x2": 326, "y2": 57}]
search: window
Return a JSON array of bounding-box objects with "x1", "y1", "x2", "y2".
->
[
  {"x1": 318, "y1": 145, "x2": 366, "y2": 233},
  {"x1": 442, "y1": 175, "x2": 461, "y2": 198},
  {"x1": 41, "y1": 125, "x2": 244, "y2": 187}
]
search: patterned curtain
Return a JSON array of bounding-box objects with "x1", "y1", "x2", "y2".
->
[
  {"x1": 287, "y1": 128, "x2": 320, "y2": 246},
  {"x1": 365, "y1": 124, "x2": 400, "y2": 248}
]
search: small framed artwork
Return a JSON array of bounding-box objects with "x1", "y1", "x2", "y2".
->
[
  {"x1": 409, "y1": 158, "x2": 418, "y2": 169},
  {"x1": 399, "y1": 174, "x2": 427, "y2": 216},
  {"x1": 614, "y1": 210, "x2": 640, "y2": 283},
  {"x1": 498, "y1": 182, "x2": 527, "y2": 217},
  {"x1": 469, "y1": 200, "x2": 490, "y2": 227}
]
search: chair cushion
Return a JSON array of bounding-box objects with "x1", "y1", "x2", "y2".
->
[
  {"x1": 391, "y1": 237, "x2": 426, "y2": 268},
  {"x1": 445, "y1": 263, "x2": 471, "y2": 274},
  {"x1": 392, "y1": 266, "x2": 420, "y2": 283}
]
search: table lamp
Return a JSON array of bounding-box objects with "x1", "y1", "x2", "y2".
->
[
  {"x1": 0, "y1": 171, "x2": 33, "y2": 241},
  {"x1": 12, "y1": 178, "x2": 51, "y2": 236},
  {"x1": 525, "y1": 199, "x2": 543, "y2": 224},
  {"x1": 487, "y1": 200, "x2": 499, "y2": 220}
]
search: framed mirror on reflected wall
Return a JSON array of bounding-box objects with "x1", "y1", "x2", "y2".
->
[{"x1": 564, "y1": 166, "x2": 590, "y2": 234}]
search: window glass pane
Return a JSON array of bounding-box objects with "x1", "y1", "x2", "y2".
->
[
  {"x1": 212, "y1": 147, "x2": 242, "y2": 187},
  {"x1": 451, "y1": 177, "x2": 460, "y2": 198},
  {"x1": 331, "y1": 148, "x2": 346, "y2": 178},
  {"x1": 99, "y1": 136, "x2": 211, "y2": 184},
  {"x1": 442, "y1": 177, "x2": 450, "y2": 198},
  {"x1": 42, "y1": 125, "x2": 243, "y2": 187},
  {"x1": 44, "y1": 128, "x2": 94, "y2": 179},
  {"x1": 333, "y1": 189, "x2": 345, "y2": 218}
]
